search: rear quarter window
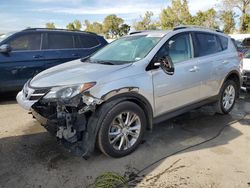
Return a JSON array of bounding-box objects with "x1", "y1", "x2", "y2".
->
[
  {"x1": 195, "y1": 33, "x2": 222, "y2": 57},
  {"x1": 75, "y1": 34, "x2": 100, "y2": 48}
]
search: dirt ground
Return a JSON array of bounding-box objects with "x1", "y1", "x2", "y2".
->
[{"x1": 0, "y1": 92, "x2": 250, "y2": 188}]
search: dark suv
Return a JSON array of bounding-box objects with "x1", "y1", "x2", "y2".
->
[{"x1": 0, "y1": 28, "x2": 107, "y2": 93}]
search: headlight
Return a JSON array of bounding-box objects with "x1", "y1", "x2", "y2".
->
[{"x1": 43, "y1": 82, "x2": 96, "y2": 100}]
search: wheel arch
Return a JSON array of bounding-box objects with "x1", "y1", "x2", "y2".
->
[
  {"x1": 100, "y1": 92, "x2": 154, "y2": 131},
  {"x1": 223, "y1": 70, "x2": 241, "y2": 97}
]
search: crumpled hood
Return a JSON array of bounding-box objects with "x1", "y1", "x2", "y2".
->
[
  {"x1": 243, "y1": 58, "x2": 250, "y2": 71},
  {"x1": 30, "y1": 59, "x2": 131, "y2": 88}
]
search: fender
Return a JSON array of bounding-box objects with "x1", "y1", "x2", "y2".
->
[{"x1": 219, "y1": 70, "x2": 241, "y2": 96}]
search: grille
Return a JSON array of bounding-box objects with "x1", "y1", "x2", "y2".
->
[
  {"x1": 23, "y1": 85, "x2": 50, "y2": 101},
  {"x1": 33, "y1": 88, "x2": 50, "y2": 94}
]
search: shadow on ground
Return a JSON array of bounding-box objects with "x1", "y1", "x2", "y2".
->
[
  {"x1": 0, "y1": 92, "x2": 18, "y2": 105},
  {"x1": 0, "y1": 91, "x2": 249, "y2": 187}
]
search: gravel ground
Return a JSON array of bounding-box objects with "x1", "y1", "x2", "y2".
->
[{"x1": 0, "y1": 92, "x2": 250, "y2": 188}]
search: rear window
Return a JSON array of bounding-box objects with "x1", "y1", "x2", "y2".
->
[
  {"x1": 47, "y1": 33, "x2": 74, "y2": 49},
  {"x1": 9, "y1": 33, "x2": 41, "y2": 51},
  {"x1": 219, "y1": 36, "x2": 228, "y2": 50},
  {"x1": 75, "y1": 34, "x2": 100, "y2": 48},
  {"x1": 195, "y1": 33, "x2": 222, "y2": 57}
]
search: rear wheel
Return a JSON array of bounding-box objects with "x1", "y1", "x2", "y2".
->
[
  {"x1": 216, "y1": 80, "x2": 237, "y2": 114},
  {"x1": 97, "y1": 101, "x2": 146, "y2": 158}
]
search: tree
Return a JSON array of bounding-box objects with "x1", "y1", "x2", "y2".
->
[
  {"x1": 160, "y1": 0, "x2": 192, "y2": 29},
  {"x1": 45, "y1": 22, "x2": 56, "y2": 29},
  {"x1": 84, "y1": 20, "x2": 103, "y2": 34},
  {"x1": 222, "y1": 0, "x2": 250, "y2": 32},
  {"x1": 244, "y1": 13, "x2": 250, "y2": 32},
  {"x1": 66, "y1": 20, "x2": 82, "y2": 30},
  {"x1": 219, "y1": 10, "x2": 236, "y2": 33},
  {"x1": 103, "y1": 14, "x2": 124, "y2": 38},
  {"x1": 118, "y1": 24, "x2": 130, "y2": 36},
  {"x1": 192, "y1": 8, "x2": 219, "y2": 29},
  {"x1": 133, "y1": 11, "x2": 157, "y2": 30}
]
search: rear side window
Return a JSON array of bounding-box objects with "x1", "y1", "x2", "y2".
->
[
  {"x1": 195, "y1": 33, "x2": 222, "y2": 57},
  {"x1": 75, "y1": 34, "x2": 100, "y2": 48},
  {"x1": 9, "y1": 33, "x2": 41, "y2": 51},
  {"x1": 219, "y1": 36, "x2": 228, "y2": 50},
  {"x1": 47, "y1": 33, "x2": 74, "y2": 49}
]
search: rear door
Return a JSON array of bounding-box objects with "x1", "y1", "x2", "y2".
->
[
  {"x1": 193, "y1": 32, "x2": 228, "y2": 98},
  {"x1": 0, "y1": 32, "x2": 44, "y2": 92},
  {"x1": 43, "y1": 31, "x2": 76, "y2": 69}
]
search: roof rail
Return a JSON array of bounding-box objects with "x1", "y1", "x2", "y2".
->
[
  {"x1": 129, "y1": 30, "x2": 149, "y2": 35},
  {"x1": 129, "y1": 30, "x2": 165, "y2": 35},
  {"x1": 173, "y1": 25, "x2": 223, "y2": 33},
  {"x1": 22, "y1": 28, "x2": 97, "y2": 35}
]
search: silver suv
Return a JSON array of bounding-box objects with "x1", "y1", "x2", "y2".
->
[{"x1": 17, "y1": 26, "x2": 242, "y2": 158}]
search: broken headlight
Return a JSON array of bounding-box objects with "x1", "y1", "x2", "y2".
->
[{"x1": 43, "y1": 82, "x2": 96, "y2": 100}]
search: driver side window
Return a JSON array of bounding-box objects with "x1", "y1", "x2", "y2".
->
[
  {"x1": 157, "y1": 33, "x2": 193, "y2": 64},
  {"x1": 9, "y1": 33, "x2": 41, "y2": 51}
]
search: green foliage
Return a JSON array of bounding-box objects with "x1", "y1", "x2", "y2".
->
[
  {"x1": 192, "y1": 8, "x2": 219, "y2": 29},
  {"x1": 220, "y1": 10, "x2": 236, "y2": 33},
  {"x1": 243, "y1": 13, "x2": 250, "y2": 33},
  {"x1": 62, "y1": 0, "x2": 249, "y2": 37},
  {"x1": 222, "y1": 0, "x2": 250, "y2": 32},
  {"x1": 45, "y1": 22, "x2": 56, "y2": 29},
  {"x1": 88, "y1": 172, "x2": 128, "y2": 188},
  {"x1": 160, "y1": 0, "x2": 192, "y2": 29},
  {"x1": 84, "y1": 20, "x2": 103, "y2": 34},
  {"x1": 134, "y1": 11, "x2": 157, "y2": 30},
  {"x1": 118, "y1": 24, "x2": 131, "y2": 37},
  {"x1": 103, "y1": 14, "x2": 129, "y2": 38},
  {"x1": 66, "y1": 20, "x2": 82, "y2": 31}
]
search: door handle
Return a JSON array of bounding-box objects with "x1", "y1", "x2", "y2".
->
[
  {"x1": 222, "y1": 60, "x2": 229, "y2": 64},
  {"x1": 189, "y1": 66, "x2": 199, "y2": 72},
  {"x1": 72, "y1": 53, "x2": 80, "y2": 58},
  {"x1": 33, "y1": 55, "x2": 43, "y2": 59}
]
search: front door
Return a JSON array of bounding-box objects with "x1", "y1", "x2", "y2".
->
[
  {"x1": 0, "y1": 32, "x2": 44, "y2": 92},
  {"x1": 152, "y1": 33, "x2": 202, "y2": 116}
]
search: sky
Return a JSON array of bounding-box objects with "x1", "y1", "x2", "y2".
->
[{"x1": 0, "y1": 0, "x2": 218, "y2": 33}]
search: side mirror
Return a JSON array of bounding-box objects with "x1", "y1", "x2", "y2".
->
[
  {"x1": 154, "y1": 56, "x2": 175, "y2": 75},
  {"x1": 0, "y1": 44, "x2": 11, "y2": 53}
]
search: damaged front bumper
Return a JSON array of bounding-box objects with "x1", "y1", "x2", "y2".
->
[
  {"x1": 17, "y1": 86, "x2": 103, "y2": 158},
  {"x1": 16, "y1": 91, "x2": 38, "y2": 110}
]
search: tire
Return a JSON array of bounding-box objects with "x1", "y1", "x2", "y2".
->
[
  {"x1": 97, "y1": 101, "x2": 146, "y2": 158},
  {"x1": 216, "y1": 80, "x2": 237, "y2": 114}
]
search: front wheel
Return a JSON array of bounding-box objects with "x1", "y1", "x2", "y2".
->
[
  {"x1": 216, "y1": 80, "x2": 237, "y2": 114},
  {"x1": 97, "y1": 101, "x2": 146, "y2": 158}
]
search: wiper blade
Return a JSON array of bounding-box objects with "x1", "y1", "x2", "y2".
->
[
  {"x1": 96, "y1": 61, "x2": 114, "y2": 65},
  {"x1": 80, "y1": 56, "x2": 90, "y2": 62}
]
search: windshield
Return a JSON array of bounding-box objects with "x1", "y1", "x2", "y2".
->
[
  {"x1": 90, "y1": 35, "x2": 162, "y2": 65},
  {"x1": 0, "y1": 32, "x2": 15, "y2": 43}
]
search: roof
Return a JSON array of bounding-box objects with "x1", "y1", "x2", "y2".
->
[{"x1": 22, "y1": 28, "x2": 97, "y2": 35}]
